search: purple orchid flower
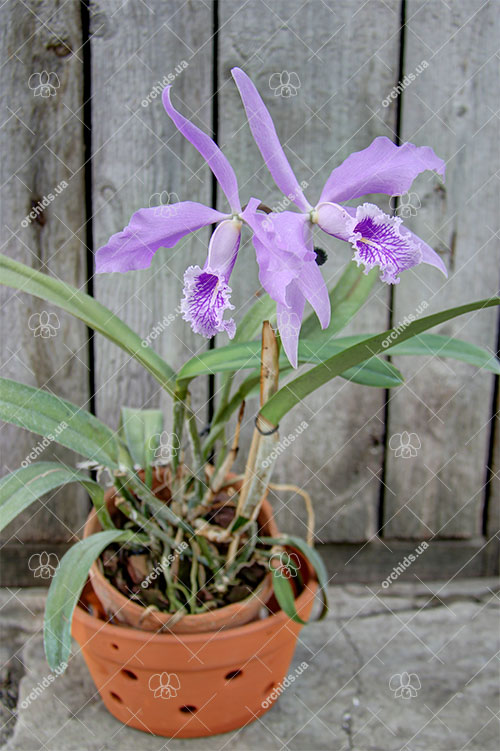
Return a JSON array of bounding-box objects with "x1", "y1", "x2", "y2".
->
[
  {"x1": 95, "y1": 87, "x2": 245, "y2": 339},
  {"x1": 232, "y1": 68, "x2": 448, "y2": 289},
  {"x1": 95, "y1": 85, "x2": 330, "y2": 364}
]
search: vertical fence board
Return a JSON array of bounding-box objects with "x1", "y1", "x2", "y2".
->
[
  {"x1": 384, "y1": 0, "x2": 500, "y2": 539},
  {"x1": 217, "y1": 0, "x2": 400, "y2": 541},
  {"x1": 487, "y1": 382, "x2": 499, "y2": 539},
  {"x1": 0, "y1": 0, "x2": 89, "y2": 564},
  {"x1": 91, "y1": 0, "x2": 214, "y2": 430}
]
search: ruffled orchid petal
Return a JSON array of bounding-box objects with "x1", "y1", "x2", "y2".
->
[
  {"x1": 348, "y1": 204, "x2": 422, "y2": 284},
  {"x1": 277, "y1": 281, "x2": 306, "y2": 369},
  {"x1": 319, "y1": 136, "x2": 445, "y2": 205},
  {"x1": 232, "y1": 68, "x2": 311, "y2": 212},
  {"x1": 400, "y1": 225, "x2": 448, "y2": 277},
  {"x1": 162, "y1": 87, "x2": 241, "y2": 212},
  {"x1": 95, "y1": 203, "x2": 228, "y2": 273},
  {"x1": 181, "y1": 219, "x2": 241, "y2": 339}
]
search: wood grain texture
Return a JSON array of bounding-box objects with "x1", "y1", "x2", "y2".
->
[
  {"x1": 487, "y1": 376, "x2": 499, "y2": 539},
  {"x1": 90, "y1": 0, "x2": 214, "y2": 432},
  {"x1": 217, "y1": 0, "x2": 400, "y2": 541},
  {"x1": 1, "y1": 0, "x2": 498, "y2": 573},
  {"x1": 2, "y1": 538, "x2": 496, "y2": 587},
  {"x1": 0, "y1": 0, "x2": 89, "y2": 547},
  {"x1": 384, "y1": 0, "x2": 500, "y2": 539}
]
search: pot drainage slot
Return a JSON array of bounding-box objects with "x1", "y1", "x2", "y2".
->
[
  {"x1": 109, "y1": 692, "x2": 123, "y2": 704},
  {"x1": 179, "y1": 705, "x2": 197, "y2": 714},
  {"x1": 225, "y1": 669, "x2": 243, "y2": 680},
  {"x1": 121, "y1": 669, "x2": 138, "y2": 680},
  {"x1": 110, "y1": 643, "x2": 119, "y2": 650}
]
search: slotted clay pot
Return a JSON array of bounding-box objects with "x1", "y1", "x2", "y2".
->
[
  {"x1": 85, "y1": 484, "x2": 277, "y2": 633},
  {"x1": 72, "y1": 554, "x2": 317, "y2": 738}
]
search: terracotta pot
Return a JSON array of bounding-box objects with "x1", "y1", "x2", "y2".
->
[
  {"x1": 85, "y1": 485, "x2": 277, "y2": 633},
  {"x1": 72, "y1": 553, "x2": 318, "y2": 738}
]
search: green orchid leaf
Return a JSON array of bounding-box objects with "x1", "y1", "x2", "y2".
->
[
  {"x1": 44, "y1": 529, "x2": 140, "y2": 671},
  {"x1": 178, "y1": 338, "x2": 402, "y2": 387},
  {"x1": 0, "y1": 462, "x2": 113, "y2": 533},
  {"x1": 260, "y1": 297, "x2": 500, "y2": 426},
  {"x1": 271, "y1": 571, "x2": 307, "y2": 625},
  {"x1": 261, "y1": 534, "x2": 329, "y2": 621},
  {"x1": 120, "y1": 408, "x2": 163, "y2": 486},
  {"x1": 389, "y1": 333, "x2": 500, "y2": 374},
  {"x1": 0, "y1": 377, "x2": 120, "y2": 467},
  {"x1": 0, "y1": 254, "x2": 176, "y2": 397}
]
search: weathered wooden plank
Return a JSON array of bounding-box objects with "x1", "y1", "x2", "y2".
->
[
  {"x1": 321, "y1": 537, "x2": 499, "y2": 583},
  {"x1": 486, "y1": 376, "x2": 499, "y2": 539},
  {"x1": 384, "y1": 0, "x2": 500, "y2": 538},
  {"x1": 0, "y1": 0, "x2": 89, "y2": 552},
  {"x1": 1, "y1": 537, "x2": 496, "y2": 587},
  {"x1": 90, "y1": 0, "x2": 214, "y2": 434},
  {"x1": 217, "y1": 0, "x2": 401, "y2": 541}
]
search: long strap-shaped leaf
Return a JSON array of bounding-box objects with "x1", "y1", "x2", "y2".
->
[
  {"x1": 0, "y1": 254, "x2": 176, "y2": 397},
  {"x1": 44, "y1": 529, "x2": 143, "y2": 671},
  {"x1": 178, "y1": 339, "x2": 403, "y2": 386},
  {"x1": 0, "y1": 462, "x2": 113, "y2": 532},
  {"x1": 260, "y1": 297, "x2": 500, "y2": 426},
  {"x1": 387, "y1": 333, "x2": 500, "y2": 372},
  {"x1": 309, "y1": 333, "x2": 500, "y2": 374},
  {"x1": 261, "y1": 534, "x2": 329, "y2": 624},
  {"x1": 200, "y1": 354, "x2": 403, "y2": 460},
  {"x1": 0, "y1": 377, "x2": 120, "y2": 467}
]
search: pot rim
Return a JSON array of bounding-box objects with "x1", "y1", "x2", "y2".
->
[
  {"x1": 85, "y1": 487, "x2": 278, "y2": 629},
  {"x1": 74, "y1": 558, "x2": 318, "y2": 645}
]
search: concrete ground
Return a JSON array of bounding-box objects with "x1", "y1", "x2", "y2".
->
[{"x1": 0, "y1": 578, "x2": 499, "y2": 751}]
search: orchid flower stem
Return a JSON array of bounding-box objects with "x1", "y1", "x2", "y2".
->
[
  {"x1": 185, "y1": 396, "x2": 205, "y2": 508},
  {"x1": 171, "y1": 388, "x2": 187, "y2": 475},
  {"x1": 210, "y1": 401, "x2": 245, "y2": 494},
  {"x1": 225, "y1": 521, "x2": 258, "y2": 579},
  {"x1": 211, "y1": 429, "x2": 228, "y2": 478},
  {"x1": 210, "y1": 372, "x2": 234, "y2": 439},
  {"x1": 226, "y1": 322, "x2": 279, "y2": 568},
  {"x1": 189, "y1": 540, "x2": 200, "y2": 610},
  {"x1": 160, "y1": 546, "x2": 188, "y2": 613}
]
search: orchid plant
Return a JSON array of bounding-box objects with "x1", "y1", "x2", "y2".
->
[{"x1": 1, "y1": 69, "x2": 499, "y2": 673}]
